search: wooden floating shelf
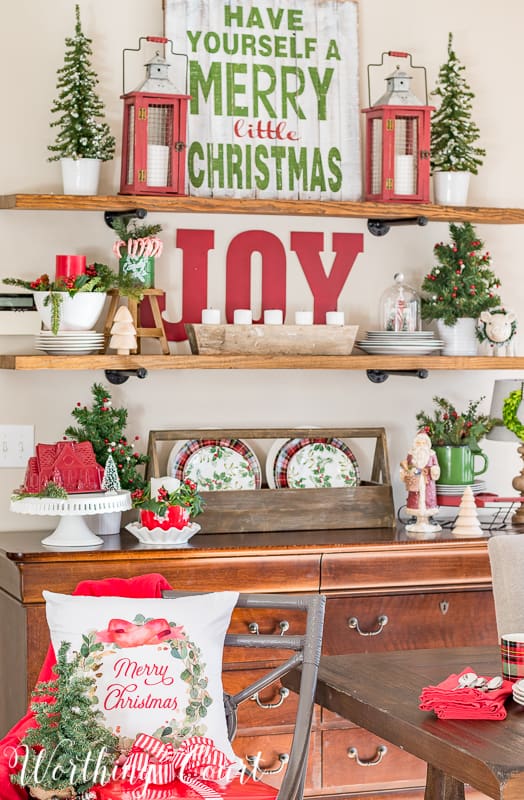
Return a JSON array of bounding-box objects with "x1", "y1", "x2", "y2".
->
[
  {"x1": 2, "y1": 353, "x2": 524, "y2": 371},
  {"x1": 2, "y1": 194, "x2": 524, "y2": 224}
]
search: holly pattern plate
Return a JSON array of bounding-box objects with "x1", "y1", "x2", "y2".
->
[
  {"x1": 269, "y1": 437, "x2": 360, "y2": 489},
  {"x1": 168, "y1": 438, "x2": 262, "y2": 491}
]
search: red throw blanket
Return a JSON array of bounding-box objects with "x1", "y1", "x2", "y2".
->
[{"x1": 0, "y1": 572, "x2": 172, "y2": 800}]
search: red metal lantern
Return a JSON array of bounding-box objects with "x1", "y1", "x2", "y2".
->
[
  {"x1": 362, "y1": 51, "x2": 434, "y2": 203},
  {"x1": 120, "y1": 36, "x2": 190, "y2": 196}
]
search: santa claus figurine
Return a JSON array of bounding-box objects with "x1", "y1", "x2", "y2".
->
[{"x1": 400, "y1": 432, "x2": 441, "y2": 535}]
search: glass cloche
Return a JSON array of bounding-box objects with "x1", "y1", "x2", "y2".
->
[{"x1": 379, "y1": 273, "x2": 421, "y2": 332}]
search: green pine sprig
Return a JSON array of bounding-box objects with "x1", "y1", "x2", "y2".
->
[{"x1": 415, "y1": 395, "x2": 501, "y2": 452}]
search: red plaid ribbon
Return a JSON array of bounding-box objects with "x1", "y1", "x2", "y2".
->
[{"x1": 120, "y1": 734, "x2": 235, "y2": 799}]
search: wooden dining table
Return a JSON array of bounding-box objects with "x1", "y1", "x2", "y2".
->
[{"x1": 283, "y1": 646, "x2": 524, "y2": 800}]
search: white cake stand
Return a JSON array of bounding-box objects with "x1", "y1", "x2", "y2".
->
[{"x1": 10, "y1": 491, "x2": 132, "y2": 547}]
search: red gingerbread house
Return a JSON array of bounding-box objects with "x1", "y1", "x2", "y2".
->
[{"x1": 23, "y1": 441, "x2": 104, "y2": 494}]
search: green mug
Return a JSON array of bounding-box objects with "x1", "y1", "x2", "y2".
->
[{"x1": 434, "y1": 445, "x2": 488, "y2": 485}]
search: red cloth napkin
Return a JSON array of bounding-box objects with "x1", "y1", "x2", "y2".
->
[
  {"x1": 419, "y1": 666, "x2": 513, "y2": 720},
  {"x1": 0, "y1": 573, "x2": 172, "y2": 800},
  {"x1": 95, "y1": 775, "x2": 278, "y2": 800}
]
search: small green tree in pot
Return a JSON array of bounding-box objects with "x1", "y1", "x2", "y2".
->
[
  {"x1": 11, "y1": 642, "x2": 118, "y2": 799},
  {"x1": 420, "y1": 222, "x2": 502, "y2": 354},
  {"x1": 430, "y1": 33, "x2": 486, "y2": 204},
  {"x1": 48, "y1": 4, "x2": 115, "y2": 194}
]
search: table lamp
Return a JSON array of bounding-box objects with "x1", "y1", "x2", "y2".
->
[{"x1": 487, "y1": 379, "x2": 524, "y2": 525}]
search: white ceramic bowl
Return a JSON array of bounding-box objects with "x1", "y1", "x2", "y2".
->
[{"x1": 125, "y1": 521, "x2": 200, "y2": 546}]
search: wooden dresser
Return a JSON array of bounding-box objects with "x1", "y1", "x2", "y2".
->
[{"x1": 0, "y1": 527, "x2": 498, "y2": 799}]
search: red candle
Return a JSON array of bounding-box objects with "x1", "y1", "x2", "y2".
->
[{"x1": 55, "y1": 254, "x2": 87, "y2": 280}]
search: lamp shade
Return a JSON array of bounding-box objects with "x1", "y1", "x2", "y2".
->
[{"x1": 486, "y1": 380, "x2": 523, "y2": 442}]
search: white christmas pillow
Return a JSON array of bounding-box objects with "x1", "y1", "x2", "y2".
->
[{"x1": 43, "y1": 590, "x2": 239, "y2": 761}]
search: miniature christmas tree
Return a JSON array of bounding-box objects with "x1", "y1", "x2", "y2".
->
[
  {"x1": 108, "y1": 306, "x2": 137, "y2": 355},
  {"x1": 430, "y1": 33, "x2": 486, "y2": 175},
  {"x1": 420, "y1": 222, "x2": 501, "y2": 326},
  {"x1": 64, "y1": 383, "x2": 148, "y2": 492},
  {"x1": 451, "y1": 485, "x2": 483, "y2": 537},
  {"x1": 101, "y1": 453, "x2": 121, "y2": 492},
  {"x1": 11, "y1": 642, "x2": 117, "y2": 797},
  {"x1": 48, "y1": 5, "x2": 115, "y2": 162}
]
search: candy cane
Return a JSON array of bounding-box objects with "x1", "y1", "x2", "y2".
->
[
  {"x1": 113, "y1": 240, "x2": 125, "y2": 258},
  {"x1": 136, "y1": 238, "x2": 146, "y2": 258}
]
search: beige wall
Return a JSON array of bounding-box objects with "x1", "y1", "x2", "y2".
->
[{"x1": 1, "y1": 0, "x2": 523, "y2": 532}]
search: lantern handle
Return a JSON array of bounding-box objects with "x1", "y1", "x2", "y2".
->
[
  {"x1": 367, "y1": 51, "x2": 428, "y2": 106},
  {"x1": 122, "y1": 36, "x2": 189, "y2": 95}
]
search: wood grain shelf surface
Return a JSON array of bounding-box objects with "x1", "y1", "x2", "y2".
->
[
  {"x1": 2, "y1": 193, "x2": 524, "y2": 223},
  {"x1": 2, "y1": 353, "x2": 524, "y2": 371}
]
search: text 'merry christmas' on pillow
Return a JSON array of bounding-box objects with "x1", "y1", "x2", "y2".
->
[{"x1": 43, "y1": 590, "x2": 239, "y2": 761}]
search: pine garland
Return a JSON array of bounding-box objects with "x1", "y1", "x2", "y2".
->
[
  {"x1": 430, "y1": 33, "x2": 485, "y2": 174},
  {"x1": 420, "y1": 222, "x2": 501, "y2": 326},
  {"x1": 48, "y1": 5, "x2": 115, "y2": 162}
]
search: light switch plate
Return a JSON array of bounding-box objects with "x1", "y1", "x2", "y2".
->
[{"x1": 0, "y1": 424, "x2": 35, "y2": 467}]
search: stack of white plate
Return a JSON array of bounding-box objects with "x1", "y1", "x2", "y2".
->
[
  {"x1": 35, "y1": 330, "x2": 105, "y2": 355},
  {"x1": 356, "y1": 330, "x2": 443, "y2": 355},
  {"x1": 512, "y1": 679, "x2": 524, "y2": 705},
  {"x1": 436, "y1": 480, "x2": 487, "y2": 496}
]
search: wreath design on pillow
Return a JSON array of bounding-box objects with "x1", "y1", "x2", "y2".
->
[{"x1": 79, "y1": 614, "x2": 213, "y2": 746}]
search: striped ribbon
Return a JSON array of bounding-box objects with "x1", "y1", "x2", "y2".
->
[{"x1": 120, "y1": 734, "x2": 234, "y2": 799}]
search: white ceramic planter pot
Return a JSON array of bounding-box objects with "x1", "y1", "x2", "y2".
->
[
  {"x1": 437, "y1": 317, "x2": 478, "y2": 356},
  {"x1": 61, "y1": 157, "x2": 101, "y2": 195},
  {"x1": 433, "y1": 171, "x2": 471, "y2": 206},
  {"x1": 88, "y1": 510, "x2": 122, "y2": 536},
  {"x1": 33, "y1": 292, "x2": 106, "y2": 332}
]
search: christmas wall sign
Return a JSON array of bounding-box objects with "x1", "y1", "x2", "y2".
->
[{"x1": 165, "y1": 0, "x2": 361, "y2": 199}]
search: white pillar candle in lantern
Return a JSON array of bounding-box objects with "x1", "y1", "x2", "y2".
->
[
  {"x1": 295, "y1": 310, "x2": 314, "y2": 325},
  {"x1": 147, "y1": 144, "x2": 170, "y2": 187},
  {"x1": 326, "y1": 311, "x2": 345, "y2": 325},
  {"x1": 394, "y1": 154, "x2": 415, "y2": 195},
  {"x1": 150, "y1": 476, "x2": 181, "y2": 499},
  {"x1": 263, "y1": 309, "x2": 283, "y2": 325},
  {"x1": 201, "y1": 308, "x2": 221, "y2": 324},
  {"x1": 233, "y1": 309, "x2": 253, "y2": 324}
]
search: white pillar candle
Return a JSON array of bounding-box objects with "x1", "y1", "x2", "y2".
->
[
  {"x1": 394, "y1": 154, "x2": 415, "y2": 195},
  {"x1": 201, "y1": 308, "x2": 221, "y2": 324},
  {"x1": 326, "y1": 311, "x2": 345, "y2": 325},
  {"x1": 295, "y1": 310, "x2": 313, "y2": 325},
  {"x1": 233, "y1": 309, "x2": 253, "y2": 324},
  {"x1": 263, "y1": 309, "x2": 283, "y2": 325},
  {"x1": 147, "y1": 144, "x2": 170, "y2": 187},
  {"x1": 150, "y1": 476, "x2": 181, "y2": 499}
]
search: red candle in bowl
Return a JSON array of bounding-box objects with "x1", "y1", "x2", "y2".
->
[{"x1": 55, "y1": 254, "x2": 87, "y2": 280}]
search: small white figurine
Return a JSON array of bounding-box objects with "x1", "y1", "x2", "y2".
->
[
  {"x1": 400, "y1": 432, "x2": 442, "y2": 535},
  {"x1": 451, "y1": 485, "x2": 483, "y2": 537},
  {"x1": 476, "y1": 309, "x2": 517, "y2": 356}
]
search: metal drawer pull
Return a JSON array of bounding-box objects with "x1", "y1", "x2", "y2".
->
[
  {"x1": 251, "y1": 686, "x2": 290, "y2": 709},
  {"x1": 347, "y1": 744, "x2": 388, "y2": 766},
  {"x1": 246, "y1": 752, "x2": 289, "y2": 775},
  {"x1": 347, "y1": 614, "x2": 389, "y2": 636},
  {"x1": 248, "y1": 620, "x2": 290, "y2": 636}
]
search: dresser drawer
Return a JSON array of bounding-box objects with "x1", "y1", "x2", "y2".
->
[
  {"x1": 223, "y1": 667, "x2": 320, "y2": 730},
  {"x1": 224, "y1": 607, "x2": 306, "y2": 663},
  {"x1": 232, "y1": 730, "x2": 321, "y2": 792},
  {"x1": 322, "y1": 728, "x2": 426, "y2": 794},
  {"x1": 323, "y1": 590, "x2": 497, "y2": 654}
]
